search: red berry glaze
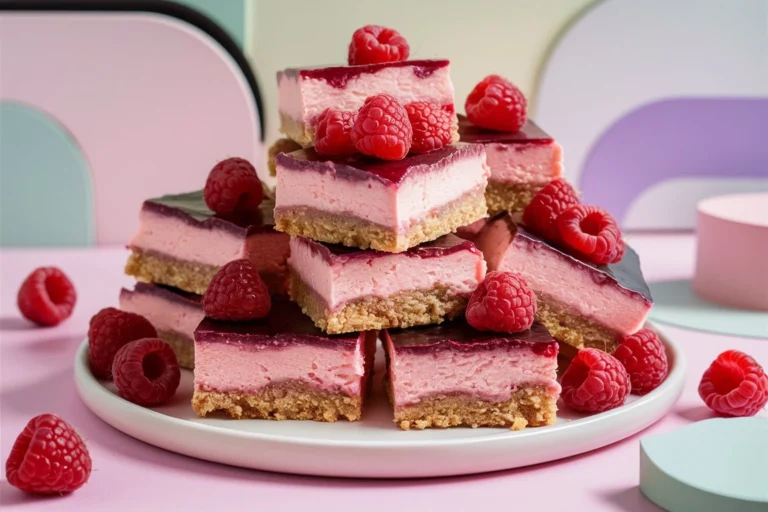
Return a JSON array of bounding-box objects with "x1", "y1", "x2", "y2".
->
[
  {"x1": 466, "y1": 271, "x2": 536, "y2": 333},
  {"x1": 614, "y1": 328, "x2": 669, "y2": 395},
  {"x1": 88, "y1": 307, "x2": 157, "y2": 379},
  {"x1": 556, "y1": 204, "x2": 623, "y2": 265},
  {"x1": 202, "y1": 259, "x2": 271, "y2": 321},
  {"x1": 522, "y1": 179, "x2": 580, "y2": 242},
  {"x1": 351, "y1": 94, "x2": 413, "y2": 160},
  {"x1": 204, "y1": 157, "x2": 264, "y2": 216},
  {"x1": 561, "y1": 348, "x2": 631, "y2": 413},
  {"x1": 314, "y1": 108, "x2": 357, "y2": 156},
  {"x1": 113, "y1": 338, "x2": 181, "y2": 406},
  {"x1": 405, "y1": 102, "x2": 454, "y2": 154},
  {"x1": 465, "y1": 75, "x2": 527, "y2": 132},
  {"x1": 17, "y1": 267, "x2": 76, "y2": 327},
  {"x1": 698, "y1": 350, "x2": 768, "y2": 417},
  {"x1": 5, "y1": 413, "x2": 91, "y2": 494},
  {"x1": 348, "y1": 25, "x2": 409, "y2": 66}
]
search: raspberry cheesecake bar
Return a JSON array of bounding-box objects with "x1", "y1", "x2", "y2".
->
[
  {"x1": 288, "y1": 234, "x2": 486, "y2": 334},
  {"x1": 474, "y1": 214, "x2": 652, "y2": 352},
  {"x1": 383, "y1": 321, "x2": 560, "y2": 430},
  {"x1": 192, "y1": 298, "x2": 376, "y2": 422},
  {"x1": 278, "y1": 59, "x2": 458, "y2": 147},
  {"x1": 275, "y1": 143, "x2": 489, "y2": 252},
  {"x1": 459, "y1": 115, "x2": 563, "y2": 215},
  {"x1": 126, "y1": 190, "x2": 290, "y2": 295},
  {"x1": 119, "y1": 283, "x2": 203, "y2": 370}
]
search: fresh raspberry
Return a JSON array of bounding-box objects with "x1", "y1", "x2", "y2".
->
[
  {"x1": 204, "y1": 157, "x2": 264, "y2": 216},
  {"x1": 522, "y1": 179, "x2": 580, "y2": 242},
  {"x1": 202, "y1": 259, "x2": 271, "y2": 321},
  {"x1": 698, "y1": 350, "x2": 768, "y2": 417},
  {"x1": 17, "y1": 267, "x2": 76, "y2": 327},
  {"x1": 405, "y1": 102, "x2": 453, "y2": 154},
  {"x1": 466, "y1": 271, "x2": 537, "y2": 333},
  {"x1": 614, "y1": 328, "x2": 669, "y2": 395},
  {"x1": 465, "y1": 75, "x2": 527, "y2": 132},
  {"x1": 113, "y1": 338, "x2": 181, "y2": 406},
  {"x1": 347, "y1": 25, "x2": 409, "y2": 66},
  {"x1": 314, "y1": 108, "x2": 357, "y2": 156},
  {"x1": 5, "y1": 413, "x2": 91, "y2": 494},
  {"x1": 561, "y1": 348, "x2": 631, "y2": 413},
  {"x1": 351, "y1": 94, "x2": 413, "y2": 160},
  {"x1": 556, "y1": 204, "x2": 623, "y2": 265},
  {"x1": 88, "y1": 307, "x2": 157, "y2": 380}
]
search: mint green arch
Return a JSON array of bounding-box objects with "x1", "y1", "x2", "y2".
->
[
  {"x1": 175, "y1": 0, "x2": 246, "y2": 47},
  {"x1": 0, "y1": 102, "x2": 95, "y2": 247}
]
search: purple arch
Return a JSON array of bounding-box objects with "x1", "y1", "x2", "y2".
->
[{"x1": 578, "y1": 98, "x2": 768, "y2": 224}]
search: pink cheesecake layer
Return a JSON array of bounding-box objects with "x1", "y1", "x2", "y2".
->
[
  {"x1": 289, "y1": 235, "x2": 486, "y2": 311},
  {"x1": 485, "y1": 142, "x2": 563, "y2": 185},
  {"x1": 119, "y1": 284, "x2": 203, "y2": 339}
]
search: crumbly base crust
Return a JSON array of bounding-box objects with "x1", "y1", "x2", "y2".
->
[
  {"x1": 275, "y1": 187, "x2": 488, "y2": 253},
  {"x1": 157, "y1": 329, "x2": 195, "y2": 370},
  {"x1": 536, "y1": 295, "x2": 619, "y2": 352},
  {"x1": 390, "y1": 384, "x2": 558, "y2": 430},
  {"x1": 279, "y1": 112, "x2": 315, "y2": 148},
  {"x1": 267, "y1": 137, "x2": 302, "y2": 177},
  {"x1": 485, "y1": 180, "x2": 549, "y2": 215},
  {"x1": 192, "y1": 381, "x2": 364, "y2": 422},
  {"x1": 125, "y1": 250, "x2": 218, "y2": 295}
]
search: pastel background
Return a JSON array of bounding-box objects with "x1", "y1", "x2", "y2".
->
[{"x1": 1, "y1": 0, "x2": 766, "y2": 247}]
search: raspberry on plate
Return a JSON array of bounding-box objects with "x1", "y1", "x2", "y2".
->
[
  {"x1": 561, "y1": 348, "x2": 631, "y2": 413},
  {"x1": 465, "y1": 75, "x2": 527, "y2": 132},
  {"x1": 17, "y1": 267, "x2": 76, "y2": 327},
  {"x1": 351, "y1": 94, "x2": 413, "y2": 160},
  {"x1": 522, "y1": 179, "x2": 579, "y2": 242},
  {"x1": 614, "y1": 328, "x2": 669, "y2": 395},
  {"x1": 405, "y1": 102, "x2": 453, "y2": 154},
  {"x1": 466, "y1": 271, "x2": 536, "y2": 333},
  {"x1": 5, "y1": 413, "x2": 91, "y2": 494},
  {"x1": 88, "y1": 307, "x2": 157, "y2": 379},
  {"x1": 698, "y1": 350, "x2": 768, "y2": 417},
  {"x1": 113, "y1": 338, "x2": 181, "y2": 406},
  {"x1": 348, "y1": 25, "x2": 409, "y2": 66},
  {"x1": 314, "y1": 108, "x2": 357, "y2": 156},
  {"x1": 202, "y1": 259, "x2": 271, "y2": 321},
  {"x1": 556, "y1": 204, "x2": 623, "y2": 265},
  {"x1": 204, "y1": 157, "x2": 264, "y2": 216}
]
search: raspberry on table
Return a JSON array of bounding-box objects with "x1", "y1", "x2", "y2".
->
[
  {"x1": 466, "y1": 271, "x2": 537, "y2": 333},
  {"x1": 113, "y1": 338, "x2": 181, "y2": 406},
  {"x1": 88, "y1": 307, "x2": 157, "y2": 379},
  {"x1": 614, "y1": 328, "x2": 669, "y2": 395},
  {"x1": 204, "y1": 157, "x2": 264, "y2": 216},
  {"x1": 348, "y1": 25, "x2": 409, "y2": 66},
  {"x1": 556, "y1": 204, "x2": 624, "y2": 265},
  {"x1": 5, "y1": 413, "x2": 91, "y2": 494},
  {"x1": 202, "y1": 259, "x2": 271, "y2": 321},
  {"x1": 522, "y1": 179, "x2": 580, "y2": 242},
  {"x1": 698, "y1": 349, "x2": 768, "y2": 417},
  {"x1": 351, "y1": 94, "x2": 413, "y2": 160},
  {"x1": 561, "y1": 348, "x2": 631, "y2": 413},
  {"x1": 314, "y1": 108, "x2": 358, "y2": 156},
  {"x1": 17, "y1": 267, "x2": 76, "y2": 327},
  {"x1": 465, "y1": 75, "x2": 527, "y2": 132},
  {"x1": 405, "y1": 102, "x2": 453, "y2": 154}
]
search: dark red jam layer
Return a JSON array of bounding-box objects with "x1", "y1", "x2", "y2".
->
[
  {"x1": 458, "y1": 114, "x2": 554, "y2": 145},
  {"x1": 279, "y1": 59, "x2": 450, "y2": 89}
]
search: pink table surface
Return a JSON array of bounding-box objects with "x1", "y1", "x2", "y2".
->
[{"x1": 1, "y1": 234, "x2": 766, "y2": 512}]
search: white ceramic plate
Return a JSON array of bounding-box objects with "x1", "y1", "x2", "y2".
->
[{"x1": 74, "y1": 322, "x2": 686, "y2": 478}]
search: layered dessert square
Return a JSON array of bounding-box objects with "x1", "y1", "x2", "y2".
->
[
  {"x1": 474, "y1": 214, "x2": 653, "y2": 352},
  {"x1": 192, "y1": 298, "x2": 377, "y2": 422},
  {"x1": 278, "y1": 59, "x2": 458, "y2": 147},
  {"x1": 119, "y1": 283, "x2": 203, "y2": 370},
  {"x1": 288, "y1": 234, "x2": 486, "y2": 334},
  {"x1": 459, "y1": 115, "x2": 563, "y2": 215},
  {"x1": 383, "y1": 321, "x2": 560, "y2": 430},
  {"x1": 275, "y1": 143, "x2": 489, "y2": 253},
  {"x1": 125, "y1": 190, "x2": 290, "y2": 295}
]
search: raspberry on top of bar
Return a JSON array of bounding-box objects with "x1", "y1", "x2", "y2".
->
[
  {"x1": 277, "y1": 59, "x2": 458, "y2": 147},
  {"x1": 274, "y1": 143, "x2": 490, "y2": 253},
  {"x1": 192, "y1": 297, "x2": 376, "y2": 422},
  {"x1": 126, "y1": 190, "x2": 290, "y2": 295}
]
